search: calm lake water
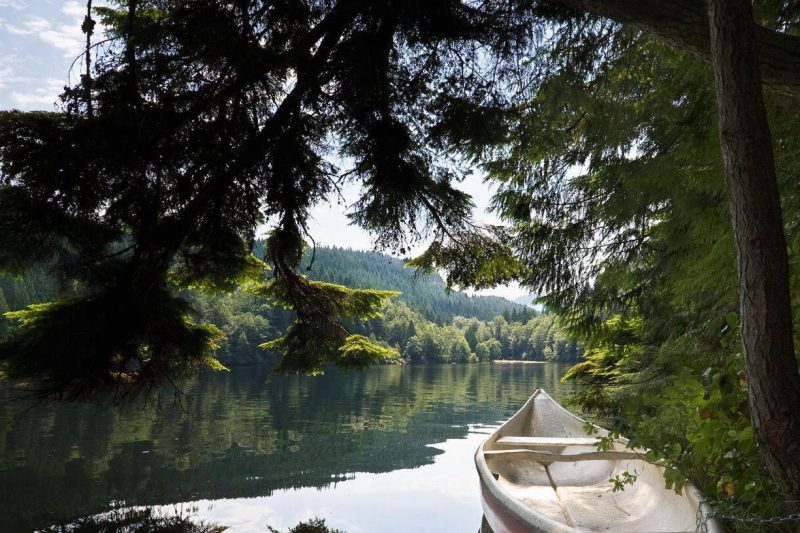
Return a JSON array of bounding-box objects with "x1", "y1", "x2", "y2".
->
[{"x1": 0, "y1": 362, "x2": 577, "y2": 532}]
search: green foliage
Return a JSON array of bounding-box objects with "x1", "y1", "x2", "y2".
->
[
  {"x1": 184, "y1": 288, "x2": 278, "y2": 365},
  {"x1": 340, "y1": 333, "x2": 399, "y2": 363},
  {"x1": 380, "y1": 301, "x2": 580, "y2": 364},
  {"x1": 171, "y1": 253, "x2": 269, "y2": 294},
  {"x1": 609, "y1": 470, "x2": 638, "y2": 493},
  {"x1": 0, "y1": 287, "x2": 226, "y2": 403},
  {"x1": 631, "y1": 360, "x2": 775, "y2": 511},
  {"x1": 561, "y1": 315, "x2": 650, "y2": 413},
  {"x1": 268, "y1": 518, "x2": 344, "y2": 533},
  {"x1": 0, "y1": 184, "x2": 82, "y2": 275},
  {"x1": 406, "y1": 230, "x2": 524, "y2": 291},
  {"x1": 258, "y1": 278, "x2": 399, "y2": 320},
  {"x1": 562, "y1": 310, "x2": 782, "y2": 525},
  {"x1": 254, "y1": 275, "x2": 400, "y2": 374}
]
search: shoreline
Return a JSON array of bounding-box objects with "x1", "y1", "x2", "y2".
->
[{"x1": 491, "y1": 360, "x2": 549, "y2": 364}]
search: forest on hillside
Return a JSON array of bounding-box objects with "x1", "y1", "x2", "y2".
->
[
  {"x1": 178, "y1": 244, "x2": 580, "y2": 365},
  {"x1": 0, "y1": 246, "x2": 579, "y2": 367},
  {"x1": 262, "y1": 244, "x2": 531, "y2": 324}
]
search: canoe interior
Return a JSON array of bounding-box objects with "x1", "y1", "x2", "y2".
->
[{"x1": 478, "y1": 389, "x2": 721, "y2": 533}]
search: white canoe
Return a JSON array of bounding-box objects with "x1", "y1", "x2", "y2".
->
[{"x1": 475, "y1": 389, "x2": 723, "y2": 532}]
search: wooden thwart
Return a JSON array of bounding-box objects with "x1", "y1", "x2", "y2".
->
[
  {"x1": 495, "y1": 436, "x2": 600, "y2": 447},
  {"x1": 484, "y1": 448, "x2": 642, "y2": 462}
]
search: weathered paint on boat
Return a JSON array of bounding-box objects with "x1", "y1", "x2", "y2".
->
[{"x1": 475, "y1": 389, "x2": 723, "y2": 532}]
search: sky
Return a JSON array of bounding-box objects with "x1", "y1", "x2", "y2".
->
[
  {"x1": 0, "y1": 1, "x2": 529, "y2": 301},
  {"x1": 0, "y1": 1, "x2": 92, "y2": 110}
]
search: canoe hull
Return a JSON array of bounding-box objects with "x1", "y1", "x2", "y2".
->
[
  {"x1": 475, "y1": 388, "x2": 723, "y2": 533},
  {"x1": 479, "y1": 475, "x2": 539, "y2": 533},
  {"x1": 475, "y1": 439, "x2": 575, "y2": 533}
]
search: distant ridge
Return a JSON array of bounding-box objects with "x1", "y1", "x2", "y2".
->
[
  {"x1": 253, "y1": 242, "x2": 531, "y2": 323},
  {"x1": 306, "y1": 246, "x2": 531, "y2": 323}
]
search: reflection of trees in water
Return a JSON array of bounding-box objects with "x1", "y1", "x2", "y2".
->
[
  {"x1": 43, "y1": 507, "x2": 341, "y2": 533},
  {"x1": 45, "y1": 506, "x2": 226, "y2": 533},
  {"x1": 0, "y1": 363, "x2": 572, "y2": 531}
]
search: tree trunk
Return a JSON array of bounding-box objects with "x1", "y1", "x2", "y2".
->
[
  {"x1": 553, "y1": 0, "x2": 800, "y2": 96},
  {"x1": 707, "y1": 0, "x2": 800, "y2": 503}
]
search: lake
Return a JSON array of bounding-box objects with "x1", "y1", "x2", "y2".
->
[{"x1": 0, "y1": 362, "x2": 577, "y2": 532}]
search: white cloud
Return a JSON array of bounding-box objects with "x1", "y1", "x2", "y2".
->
[
  {"x1": 0, "y1": 56, "x2": 35, "y2": 92},
  {"x1": 0, "y1": 64, "x2": 14, "y2": 90},
  {"x1": 62, "y1": 1, "x2": 86, "y2": 19},
  {"x1": 9, "y1": 77, "x2": 64, "y2": 110},
  {"x1": 3, "y1": 14, "x2": 84, "y2": 56},
  {"x1": 9, "y1": 91, "x2": 56, "y2": 109},
  {"x1": 39, "y1": 24, "x2": 83, "y2": 53},
  {"x1": 4, "y1": 22, "x2": 32, "y2": 35},
  {"x1": 0, "y1": 0, "x2": 24, "y2": 10},
  {"x1": 4, "y1": 16, "x2": 51, "y2": 35},
  {"x1": 24, "y1": 16, "x2": 50, "y2": 33}
]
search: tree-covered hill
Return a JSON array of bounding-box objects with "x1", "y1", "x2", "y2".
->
[
  {"x1": 0, "y1": 246, "x2": 578, "y2": 366},
  {"x1": 188, "y1": 245, "x2": 578, "y2": 365},
  {"x1": 282, "y1": 245, "x2": 532, "y2": 324}
]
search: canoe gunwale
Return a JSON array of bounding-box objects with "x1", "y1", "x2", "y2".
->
[{"x1": 483, "y1": 448, "x2": 643, "y2": 462}]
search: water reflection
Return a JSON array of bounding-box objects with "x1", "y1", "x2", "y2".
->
[{"x1": 0, "y1": 362, "x2": 575, "y2": 532}]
